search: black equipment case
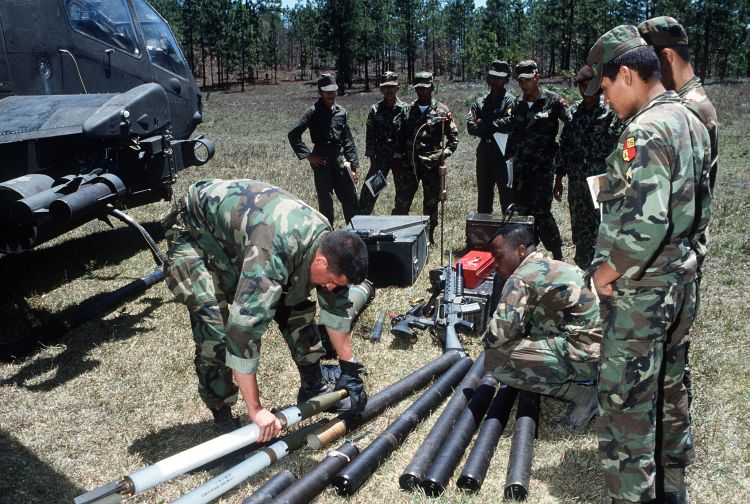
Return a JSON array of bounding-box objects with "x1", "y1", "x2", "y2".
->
[
  {"x1": 350, "y1": 215, "x2": 429, "y2": 287},
  {"x1": 465, "y1": 212, "x2": 535, "y2": 251}
]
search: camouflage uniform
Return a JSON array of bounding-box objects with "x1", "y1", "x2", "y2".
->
[
  {"x1": 358, "y1": 97, "x2": 408, "y2": 215},
  {"x1": 163, "y1": 179, "x2": 356, "y2": 409},
  {"x1": 678, "y1": 75, "x2": 718, "y2": 263},
  {"x1": 554, "y1": 97, "x2": 622, "y2": 269},
  {"x1": 467, "y1": 89, "x2": 515, "y2": 214},
  {"x1": 505, "y1": 87, "x2": 567, "y2": 255},
  {"x1": 483, "y1": 251, "x2": 601, "y2": 398},
  {"x1": 288, "y1": 100, "x2": 360, "y2": 225},
  {"x1": 588, "y1": 54, "x2": 711, "y2": 503},
  {"x1": 395, "y1": 98, "x2": 459, "y2": 242}
]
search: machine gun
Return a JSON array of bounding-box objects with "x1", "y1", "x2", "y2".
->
[{"x1": 391, "y1": 256, "x2": 481, "y2": 354}]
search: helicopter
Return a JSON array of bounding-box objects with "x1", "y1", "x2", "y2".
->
[{"x1": 0, "y1": 0, "x2": 215, "y2": 356}]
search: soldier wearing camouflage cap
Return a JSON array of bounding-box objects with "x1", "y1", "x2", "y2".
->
[
  {"x1": 466, "y1": 60, "x2": 516, "y2": 214},
  {"x1": 395, "y1": 71, "x2": 459, "y2": 244},
  {"x1": 502, "y1": 60, "x2": 567, "y2": 260},
  {"x1": 553, "y1": 64, "x2": 622, "y2": 269},
  {"x1": 483, "y1": 223, "x2": 601, "y2": 430},
  {"x1": 163, "y1": 179, "x2": 369, "y2": 439},
  {"x1": 288, "y1": 73, "x2": 360, "y2": 226},
  {"x1": 358, "y1": 71, "x2": 408, "y2": 215},
  {"x1": 586, "y1": 25, "x2": 712, "y2": 504}
]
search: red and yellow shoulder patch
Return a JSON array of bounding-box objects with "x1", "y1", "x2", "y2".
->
[{"x1": 622, "y1": 137, "x2": 636, "y2": 162}]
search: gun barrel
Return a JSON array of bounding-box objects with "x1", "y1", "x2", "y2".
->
[
  {"x1": 420, "y1": 373, "x2": 499, "y2": 497},
  {"x1": 272, "y1": 442, "x2": 359, "y2": 504},
  {"x1": 504, "y1": 391, "x2": 541, "y2": 501},
  {"x1": 331, "y1": 357, "x2": 473, "y2": 496},
  {"x1": 399, "y1": 352, "x2": 486, "y2": 491},
  {"x1": 457, "y1": 385, "x2": 518, "y2": 492}
]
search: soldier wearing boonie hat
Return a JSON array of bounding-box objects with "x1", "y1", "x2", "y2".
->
[
  {"x1": 586, "y1": 24, "x2": 712, "y2": 504},
  {"x1": 552, "y1": 64, "x2": 621, "y2": 270},
  {"x1": 288, "y1": 73, "x2": 360, "y2": 226},
  {"x1": 501, "y1": 59, "x2": 567, "y2": 260},
  {"x1": 467, "y1": 60, "x2": 515, "y2": 213},
  {"x1": 395, "y1": 71, "x2": 459, "y2": 244},
  {"x1": 358, "y1": 71, "x2": 408, "y2": 215}
]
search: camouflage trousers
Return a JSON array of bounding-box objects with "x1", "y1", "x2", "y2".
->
[
  {"x1": 311, "y1": 159, "x2": 359, "y2": 226},
  {"x1": 358, "y1": 158, "x2": 399, "y2": 215},
  {"x1": 568, "y1": 176, "x2": 601, "y2": 270},
  {"x1": 476, "y1": 141, "x2": 511, "y2": 215},
  {"x1": 485, "y1": 333, "x2": 598, "y2": 399},
  {"x1": 596, "y1": 281, "x2": 696, "y2": 501},
  {"x1": 392, "y1": 160, "x2": 440, "y2": 242},
  {"x1": 511, "y1": 167, "x2": 563, "y2": 254},
  {"x1": 164, "y1": 211, "x2": 324, "y2": 409}
]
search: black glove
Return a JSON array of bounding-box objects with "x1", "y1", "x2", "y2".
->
[{"x1": 335, "y1": 359, "x2": 368, "y2": 418}]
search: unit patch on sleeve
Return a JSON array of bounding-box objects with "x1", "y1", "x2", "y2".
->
[{"x1": 622, "y1": 137, "x2": 636, "y2": 162}]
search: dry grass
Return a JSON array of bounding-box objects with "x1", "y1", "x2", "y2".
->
[{"x1": 0, "y1": 79, "x2": 748, "y2": 504}]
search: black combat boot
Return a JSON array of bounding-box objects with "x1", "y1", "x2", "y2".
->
[
  {"x1": 550, "y1": 244, "x2": 564, "y2": 261},
  {"x1": 210, "y1": 405, "x2": 240, "y2": 433},
  {"x1": 559, "y1": 384, "x2": 598, "y2": 430},
  {"x1": 662, "y1": 467, "x2": 689, "y2": 504},
  {"x1": 297, "y1": 363, "x2": 331, "y2": 403}
]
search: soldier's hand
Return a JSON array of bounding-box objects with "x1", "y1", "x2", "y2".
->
[
  {"x1": 553, "y1": 175, "x2": 564, "y2": 202},
  {"x1": 336, "y1": 359, "x2": 367, "y2": 419},
  {"x1": 352, "y1": 171, "x2": 359, "y2": 184},
  {"x1": 249, "y1": 407, "x2": 282, "y2": 442},
  {"x1": 308, "y1": 154, "x2": 328, "y2": 168}
]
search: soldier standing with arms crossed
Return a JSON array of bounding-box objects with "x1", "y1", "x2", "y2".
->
[
  {"x1": 288, "y1": 74, "x2": 360, "y2": 226},
  {"x1": 395, "y1": 71, "x2": 459, "y2": 245},
  {"x1": 358, "y1": 71, "x2": 407, "y2": 215},
  {"x1": 466, "y1": 60, "x2": 515, "y2": 214},
  {"x1": 553, "y1": 64, "x2": 622, "y2": 269},
  {"x1": 504, "y1": 61, "x2": 567, "y2": 260},
  {"x1": 585, "y1": 25, "x2": 711, "y2": 504}
]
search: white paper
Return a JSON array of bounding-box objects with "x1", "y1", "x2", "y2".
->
[
  {"x1": 587, "y1": 174, "x2": 607, "y2": 210},
  {"x1": 493, "y1": 132, "x2": 508, "y2": 155}
]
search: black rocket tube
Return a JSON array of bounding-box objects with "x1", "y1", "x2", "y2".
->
[
  {"x1": 399, "y1": 352, "x2": 487, "y2": 491},
  {"x1": 456, "y1": 385, "x2": 518, "y2": 492}
]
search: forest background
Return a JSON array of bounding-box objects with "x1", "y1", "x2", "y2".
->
[{"x1": 148, "y1": 0, "x2": 750, "y2": 92}]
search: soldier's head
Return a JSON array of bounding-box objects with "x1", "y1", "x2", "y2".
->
[
  {"x1": 489, "y1": 223, "x2": 536, "y2": 279},
  {"x1": 574, "y1": 64, "x2": 597, "y2": 99},
  {"x1": 312, "y1": 230, "x2": 368, "y2": 291},
  {"x1": 515, "y1": 60, "x2": 541, "y2": 99},
  {"x1": 638, "y1": 16, "x2": 692, "y2": 91},
  {"x1": 487, "y1": 60, "x2": 511, "y2": 91},
  {"x1": 380, "y1": 71, "x2": 400, "y2": 101},
  {"x1": 413, "y1": 72, "x2": 434, "y2": 104},
  {"x1": 586, "y1": 25, "x2": 662, "y2": 120},
  {"x1": 317, "y1": 74, "x2": 338, "y2": 108}
]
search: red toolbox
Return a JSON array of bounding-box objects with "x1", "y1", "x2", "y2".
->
[{"x1": 455, "y1": 250, "x2": 495, "y2": 289}]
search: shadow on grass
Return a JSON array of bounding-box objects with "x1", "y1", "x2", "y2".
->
[
  {"x1": 0, "y1": 220, "x2": 164, "y2": 296},
  {"x1": 0, "y1": 429, "x2": 84, "y2": 503},
  {"x1": 533, "y1": 446, "x2": 606, "y2": 503},
  {"x1": 0, "y1": 296, "x2": 163, "y2": 391}
]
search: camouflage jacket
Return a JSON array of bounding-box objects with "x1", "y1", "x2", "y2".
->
[
  {"x1": 365, "y1": 98, "x2": 408, "y2": 161},
  {"x1": 400, "y1": 98, "x2": 459, "y2": 167},
  {"x1": 679, "y1": 76, "x2": 718, "y2": 186},
  {"x1": 466, "y1": 89, "x2": 515, "y2": 142},
  {"x1": 504, "y1": 87, "x2": 568, "y2": 170},
  {"x1": 484, "y1": 251, "x2": 601, "y2": 362},
  {"x1": 180, "y1": 179, "x2": 353, "y2": 374},
  {"x1": 554, "y1": 97, "x2": 622, "y2": 181},
  {"x1": 593, "y1": 92, "x2": 712, "y2": 286},
  {"x1": 288, "y1": 99, "x2": 360, "y2": 170}
]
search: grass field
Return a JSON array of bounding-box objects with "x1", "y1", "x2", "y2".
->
[{"x1": 0, "y1": 78, "x2": 748, "y2": 504}]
